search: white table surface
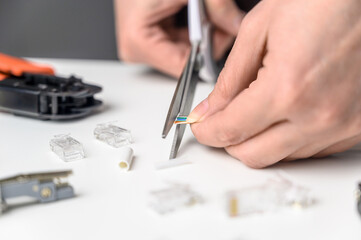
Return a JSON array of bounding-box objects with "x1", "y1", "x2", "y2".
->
[{"x1": 0, "y1": 59, "x2": 360, "y2": 240}]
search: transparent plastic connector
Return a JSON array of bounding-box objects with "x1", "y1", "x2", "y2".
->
[
  {"x1": 49, "y1": 134, "x2": 85, "y2": 162},
  {"x1": 227, "y1": 174, "x2": 314, "y2": 217},
  {"x1": 94, "y1": 122, "x2": 133, "y2": 148},
  {"x1": 149, "y1": 183, "x2": 203, "y2": 214}
]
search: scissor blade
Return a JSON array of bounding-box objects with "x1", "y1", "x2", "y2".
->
[
  {"x1": 162, "y1": 57, "x2": 191, "y2": 139},
  {"x1": 169, "y1": 43, "x2": 200, "y2": 159},
  {"x1": 169, "y1": 72, "x2": 199, "y2": 159},
  {"x1": 169, "y1": 124, "x2": 186, "y2": 159},
  {"x1": 178, "y1": 51, "x2": 199, "y2": 117}
]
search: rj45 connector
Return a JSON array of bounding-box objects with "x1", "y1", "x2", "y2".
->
[
  {"x1": 50, "y1": 134, "x2": 85, "y2": 161},
  {"x1": 94, "y1": 122, "x2": 132, "y2": 148}
]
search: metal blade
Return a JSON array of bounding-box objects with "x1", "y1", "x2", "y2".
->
[
  {"x1": 162, "y1": 54, "x2": 191, "y2": 138},
  {"x1": 179, "y1": 51, "x2": 200, "y2": 116},
  {"x1": 169, "y1": 124, "x2": 186, "y2": 159},
  {"x1": 169, "y1": 43, "x2": 200, "y2": 159}
]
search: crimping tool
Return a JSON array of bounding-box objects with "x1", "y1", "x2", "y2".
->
[
  {"x1": 0, "y1": 53, "x2": 102, "y2": 120},
  {"x1": 0, "y1": 170, "x2": 74, "y2": 214}
]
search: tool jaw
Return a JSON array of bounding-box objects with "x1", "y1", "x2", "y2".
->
[
  {"x1": 0, "y1": 170, "x2": 75, "y2": 214},
  {"x1": 0, "y1": 188, "x2": 7, "y2": 215}
]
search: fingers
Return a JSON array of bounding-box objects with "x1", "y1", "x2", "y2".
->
[
  {"x1": 191, "y1": 78, "x2": 281, "y2": 148},
  {"x1": 313, "y1": 134, "x2": 361, "y2": 158},
  {"x1": 144, "y1": 26, "x2": 190, "y2": 77},
  {"x1": 212, "y1": 29, "x2": 235, "y2": 60},
  {"x1": 225, "y1": 122, "x2": 304, "y2": 168},
  {"x1": 284, "y1": 136, "x2": 336, "y2": 160},
  {"x1": 115, "y1": 0, "x2": 246, "y2": 77},
  {"x1": 206, "y1": 0, "x2": 245, "y2": 36},
  {"x1": 115, "y1": 0, "x2": 190, "y2": 77},
  {"x1": 150, "y1": 0, "x2": 241, "y2": 76},
  {"x1": 144, "y1": 0, "x2": 188, "y2": 24},
  {"x1": 188, "y1": 9, "x2": 268, "y2": 122},
  {"x1": 284, "y1": 125, "x2": 361, "y2": 160},
  {"x1": 190, "y1": 10, "x2": 275, "y2": 148}
]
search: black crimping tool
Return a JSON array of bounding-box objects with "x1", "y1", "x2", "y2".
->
[{"x1": 0, "y1": 53, "x2": 102, "y2": 120}]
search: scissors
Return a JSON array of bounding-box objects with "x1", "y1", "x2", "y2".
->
[{"x1": 162, "y1": 0, "x2": 220, "y2": 159}]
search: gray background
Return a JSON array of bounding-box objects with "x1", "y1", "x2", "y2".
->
[
  {"x1": 0, "y1": 0, "x2": 260, "y2": 60},
  {"x1": 0, "y1": 0, "x2": 118, "y2": 60}
]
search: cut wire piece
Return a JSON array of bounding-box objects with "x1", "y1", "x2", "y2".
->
[
  {"x1": 227, "y1": 173, "x2": 315, "y2": 217},
  {"x1": 149, "y1": 182, "x2": 203, "y2": 215},
  {"x1": 174, "y1": 115, "x2": 191, "y2": 125},
  {"x1": 94, "y1": 122, "x2": 133, "y2": 148},
  {"x1": 154, "y1": 157, "x2": 192, "y2": 170},
  {"x1": 50, "y1": 134, "x2": 85, "y2": 162}
]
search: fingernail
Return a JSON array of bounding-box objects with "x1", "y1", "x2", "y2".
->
[{"x1": 188, "y1": 98, "x2": 209, "y2": 123}]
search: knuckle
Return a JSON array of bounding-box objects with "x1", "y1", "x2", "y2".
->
[
  {"x1": 278, "y1": 68, "x2": 303, "y2": 101},
  {"x1": 229, "y1": 148, "x2": 264, "y2": 169},
  {"x1": 299, "y1": 104, "x2": 346, "y2": 135},
  {"x1": 330, "y1": 106, "x2": 361, "y2": 137},
  {"x1": 276, "y1": 67, "x2": 345, "y2": 133},
  {"x1": 275, "y1": 66, "x2": 311, "y2": 113},
  {"x1": 316, "y1": 107, "x2": 344, "y2": 128}
]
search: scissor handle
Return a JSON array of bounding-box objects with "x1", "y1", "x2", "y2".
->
[
  {"x1": 188, "y1": 0, "x2": 204, "y2": 42},
  {"x1": 188, "y1": 0, "x2": 219, "y2": 82}
]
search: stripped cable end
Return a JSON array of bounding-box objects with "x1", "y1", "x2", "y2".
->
[{"x1": 174, "y1": 116, "x2": 191, "y2": 125}]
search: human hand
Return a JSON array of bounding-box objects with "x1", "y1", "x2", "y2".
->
[
  {"x1": 189, "y1": 0, "x2": 361, "y2": 168},
  {"x1": 114, "y1": 0, "x2": 244, "y2": 77}
]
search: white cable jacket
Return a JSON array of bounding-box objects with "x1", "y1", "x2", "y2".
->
[{"x1": 119, "y1": 147, "x2": 134, "y2": 172}]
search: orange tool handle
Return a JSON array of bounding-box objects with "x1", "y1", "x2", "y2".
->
[
  {"x1": 0, "y1": 53, "x2": 55, "y2": 80},
  {"x1": 0, "y1": 73, "x2": 7, "y2": 81}
]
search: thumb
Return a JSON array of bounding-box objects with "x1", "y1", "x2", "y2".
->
[
  {"x1": 206, "y1": 0, "x2": 245, "y2": 36},
  {"x1": 188, "y1": 11, "x2": 268, "y2": 123}
]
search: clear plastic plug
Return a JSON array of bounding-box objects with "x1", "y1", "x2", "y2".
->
[
  {"x1": 227, "y1": 173, "x2": 314, "y2": 217},
  {"x1": 94, "y1": 122, "x2": 132, "y2": 148},
  {"x1": 149, "y1": 183, "x2": 203, "y2": 214},
  {"x1": 49, "y1": 134, "x2": 85, "y2": 162}
]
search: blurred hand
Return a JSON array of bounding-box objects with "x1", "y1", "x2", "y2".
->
[
  {"x1": 189, "y1": 0, "x2": 361, "y2": 168},
  {"x1": 114, "y1": 0, "x2": 244, "y2": 77}
]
